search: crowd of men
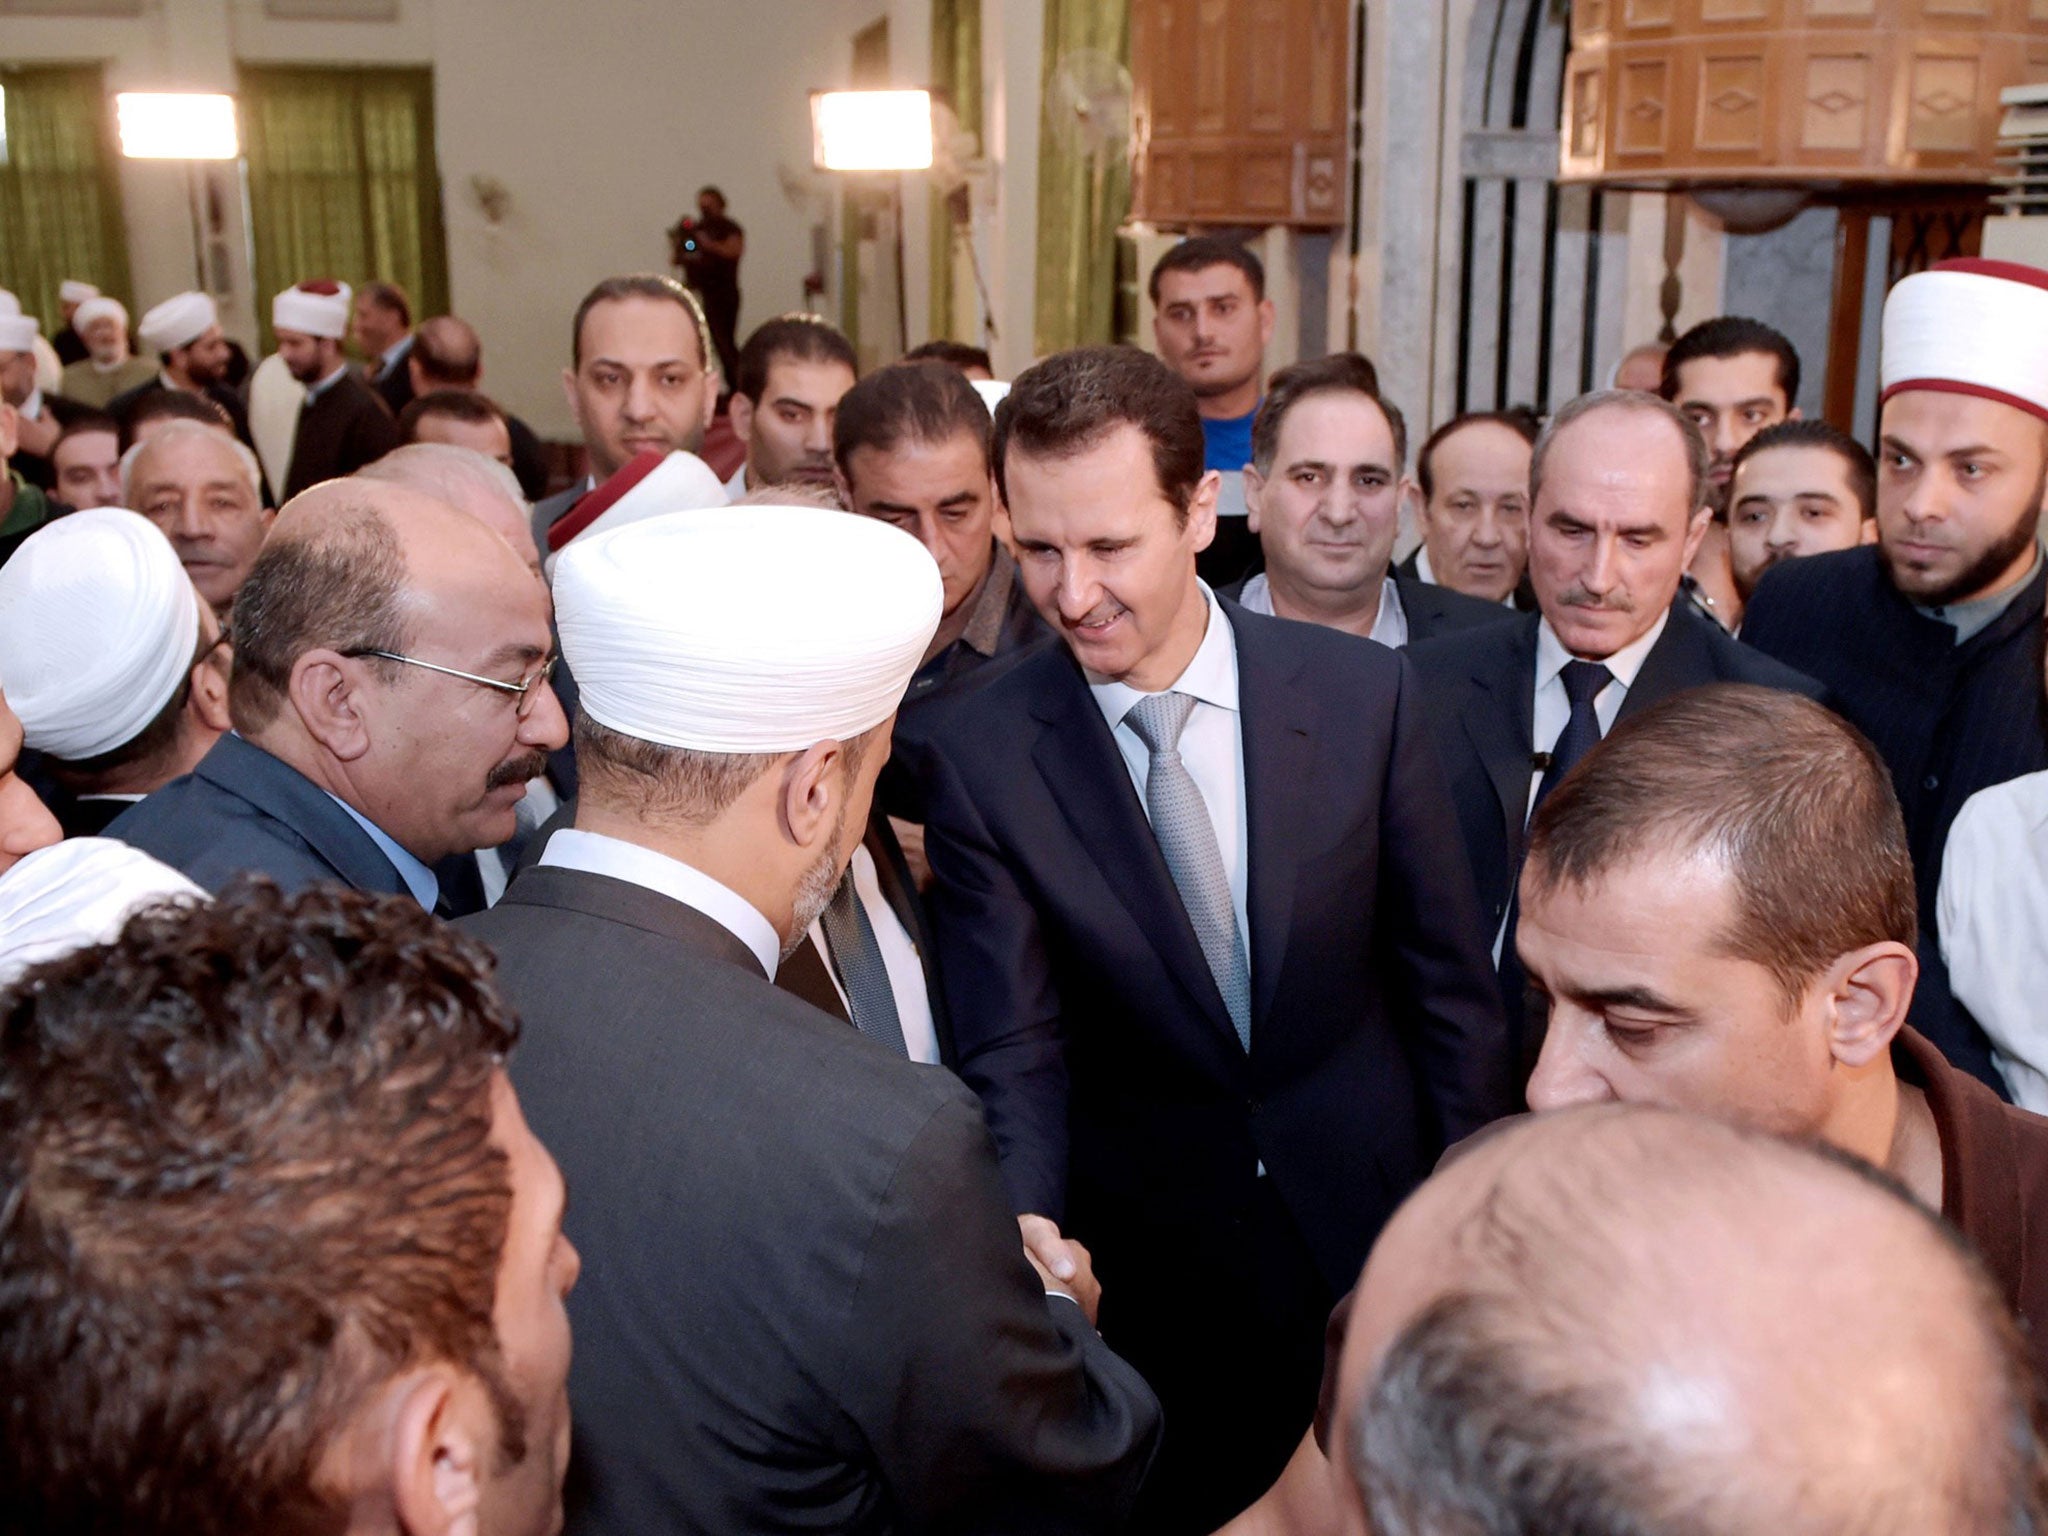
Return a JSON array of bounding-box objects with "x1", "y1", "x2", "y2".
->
[{"x1": 1, "y1": 234, "x2": 2046, "y2": 1536}]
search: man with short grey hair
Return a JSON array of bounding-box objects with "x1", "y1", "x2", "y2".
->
[
  {"x1": 1331, "y1": 1105, "x2": 2048, "y2": 1536},
  {"x1": 121, "y1": 420, "x2": 273, "y2": 619},
  {"x1": 1406, "y1": 389, "x2": 1824, "y2": 1063}
]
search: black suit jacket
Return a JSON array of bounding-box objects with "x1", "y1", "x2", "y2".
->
[
  {"x1": 105, "y1": 732, "x2": 409, "y2": 897},
  {"x1": 369, "y1": 339, "x2": 415, "y2": 417},
  {"x1": 1219, "y1": 569, "x2": 1515, "y2": 646},
  {"x1": 283, "y1": 372, "x2": 401, "y2": 501},
  {"x1": 461, "y1": 867, "x2": 1161, "y2": 1535},
  {"x1": 903, "y1": 597, "x2": 1513, "y2": 1295},
  {"x1": 1405, "y1": 602, "x2": 1828, "y2": 942},
  {"x1": 1742, "y1": 546, "x2": 2048, "y2": 1089}
]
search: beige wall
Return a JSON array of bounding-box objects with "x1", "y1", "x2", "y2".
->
[{"x1": 0, "y1": 0, "x2": 908, "y2": 438}]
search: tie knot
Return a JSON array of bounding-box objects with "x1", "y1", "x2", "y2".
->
[
  {"x1": 1124, "y1": 690, "x2": 1197, "y2": 754},
  {"x1": 1560, "y1": 659, "x2": 1613, "y2": 708}
]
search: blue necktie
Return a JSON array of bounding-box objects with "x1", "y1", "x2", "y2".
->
[
  {"x1": 1124, "y1": 691, "x2": 1252, "y2": 1049},
  {"x1": 1536, "y1": 660, "x2": 1614, "y2": 810}
]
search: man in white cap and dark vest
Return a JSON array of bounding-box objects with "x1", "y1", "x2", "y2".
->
[
  {"x1": 1744, "y1": 257, "x2": 2048, "y2": 1094},
  {"x1": 0, "y1": 508, "x2": 229, "y2": 838},
  {"x1": 59, "y1": 296, "x2": 155, "y2": 408},
  {"x1": 270, "y1": 280, "x2": 399, "y2": 500},
  {"x1": 49, "y1": 279, "x2": 99, "y2": 366},
  {"x1": 110, "y1": 290, "x2": 253, "y2": 450},
  {"x1": 460, "y1": 504, "x2": 1163, "y2": 1535}
]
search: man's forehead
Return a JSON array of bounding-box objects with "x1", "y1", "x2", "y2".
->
[
  {"x1": 1881, "y1": 387, "x2": 2047, "y2": 454},
  {"x1": 1734, "y1": 444, "x2": 1850, "y2": 497},
  {"x1": 1158, "y1": 264, "x2": 1255, "y2": 303},
  {"x1": 1276, "y1": 390, "x2": 1394, "y2": 459},
  {"x1": 578, "y1": 297, "x2": 702, "y2": 368},
  {"x1": 54, "y1": 431, "x2": 118, "y2": 462},
  {"x1": 1674, "y1": 349, "x2": 1785, "y2": 400},
  {"x1": 763, "y1": 354, "x2": 855, "y2": 400}
]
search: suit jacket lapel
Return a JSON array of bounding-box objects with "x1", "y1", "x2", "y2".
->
[
  {"x1": 1617, "y1": 605, "x2": 1716, "y2": 724},
  {"x1": 199, "y1": 735, "x2": 409, "y2": 896},
  {"x1": 1461, "y1": 616, "x2": 1540, "y2": 870},
  {"x1": 1028, "y1": 653, "x2": 1239, "y2": 1045},
  {"x1": 1232, "y1": 605, "x2": 1314, "y2": 1029}
]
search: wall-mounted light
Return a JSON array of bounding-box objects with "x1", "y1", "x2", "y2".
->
[
  {"x1": 115, "y1": 93, "x2": 239, "y2": 161},
  {"x1": 810, "y1": 90, "x2": 933, "y2": 173}
]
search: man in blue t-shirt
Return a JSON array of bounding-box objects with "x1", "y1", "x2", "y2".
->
[{"x1": 1150, "y1": 236, "x2": 1281, "y2": 587}]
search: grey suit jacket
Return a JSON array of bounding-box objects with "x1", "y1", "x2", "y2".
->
[{"x1": 460, "y1": 866, "x2": 1161, "y2": 1535}]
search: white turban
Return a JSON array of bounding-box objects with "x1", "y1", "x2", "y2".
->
[
  {"x1": 59, "y1": 280, "x2": 99, "y2": 306},
  {"x1": 972, "y1": 378, "x2": 1012, "y2": 413},
  {"x1": 555, "y1": 504, "x2": 944, "y2": 752},
  {"x1": 138, "y1": 291, "x2": 219, "y2": 354},
  {"x1": 272, "y1": 281, "x2": 352, "y2": 340},
  {"x1": 0, "y1": 289, "x2": 17, "y2": 316},
  {"x1": 0, "y1": 313, "x2": 39, "y2": 353},
  {"x1": 0, "y1": 508, "x2": 204, "y2": 762},
  {"x1": 0, "y1": 839, "x2": 206, "y2": 991},
  {"x1": 544, "y1": 449, "x2": 729, "y2": 561},
  {"x1": 73, "y1": 296, "x2": 128, "y2": 333},
  {"x1": 1882, "y1": 258, "x2": 2048, "y2": 424}
]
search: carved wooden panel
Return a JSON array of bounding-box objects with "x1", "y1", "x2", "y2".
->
[
  {"x1": 1128, "y1": 0, "x2": 1351, "y2": 228},
  {"x1": 1563, "y1": 0, "x2": 2046, "y2": 183}
]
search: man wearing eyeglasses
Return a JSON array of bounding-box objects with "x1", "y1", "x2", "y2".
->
[{"x1": 108, "y1": 477, "x2": 566, "y2": 916}]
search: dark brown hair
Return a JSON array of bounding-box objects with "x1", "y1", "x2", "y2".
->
[
  {"x1": 399, "y1": 387, "x2": 509, "y2": 443},
  {"x1": 0, "y1": 881, "x2": 523, "y2": 1536},
  {"x1": 992, "y1": 345, "x2": 1205, "y2": 522},
  {"x1": 357, "y1": 280, "x2": 411, "y2": 329},
  {"x1": 833, "y1": 358, "x2": 991, "y2": 479},
  {"x1": 570, "y1": 273, "x2": 712, "y2": 375},
  {"x1": 1661, "y1": 315, "x2": 1800, "y2": 409},
  {"x1": 1148, "y1": 234, "x2": 1265, "y2": 304},
  {"x1": 119, "y1": 389, "x2": 232, "y2": 450},
  {"x1": 1525, "y1": 685, "x2": 1916, "y2": 1007},
  {"x1": 227, "y1": 501, "x2": 409, "y2": 732},
  {"x1": 732, "y1": 313, "x2": 856, "y2": 405},
  {"x1": 1250, "y1": 352, "x2": 1399, "y2": 476},
  {"x1": 1730, "y1": 417, "x2": 1878, "y2": 523},
  {"x1": 903, "y1": 339, "x2": 993, "y2": 375},
  {"x1": 1415, "y1": 408, "x2": 1540, "y2": 502}
]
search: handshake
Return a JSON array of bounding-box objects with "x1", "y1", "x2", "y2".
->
[{"x1": 1019, "y1": 1214, "x2": 1102, "y2": 1324}]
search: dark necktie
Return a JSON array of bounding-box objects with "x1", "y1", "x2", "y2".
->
[
  {"x1": 819, "y1": 868, "x2": 910, "y2": 1058},
  {"x1": 1535, "y1": 660, "x2": 1614, "y2": 811},
  {"x1": 1124, "y1": 691, "x2": 1252, "y2": 1049}
]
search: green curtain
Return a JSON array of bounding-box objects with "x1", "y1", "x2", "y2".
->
[
  {"x1": 239, "y1": 66, "x2": 448, "y2": 352},
  {"x1": 1033, "y1": 0, "x2": 1129, "y2": 355},
  {"x1": 0, "y1": 65, "x2": 133, "y2": 332},
  {"x1": 929, "y1": 0, "x2": 982, "y2": 344}
]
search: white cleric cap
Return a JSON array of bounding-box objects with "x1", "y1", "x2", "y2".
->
[
  {"x1": 137, "y1": 291, "x2": 219, "y2": 354},
  {"x1": 73, "y1": 296, "x2": 128, "y2": 332},
  {"x1": 272, "y1": 279, "x2": 352, "y2": 340},
  {"x1": 0, "y1": 289, "x2": 17, "y2": 316},
  {"x1": 554, "y1": 503, "x2": 944, "y2": 752},
  {"x1": 1881, "y1": 258, "x2": 2048, "y2": 424},
  {"x1": 58, "y1": 280, "x2": 100, "y2": 306},
  {"x1": 0, "y1": 508, "x2": 204, "y2": 762},
  {"x1": 0, "y1": 839, "x2": 206, "y2": 991},
  {"x1": 0, "y1": 312, "x2": 39, "y2": 353}
]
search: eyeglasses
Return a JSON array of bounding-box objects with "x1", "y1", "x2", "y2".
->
[{"x1": 344, "y1": 648, "x2": 559, "y2": 719}]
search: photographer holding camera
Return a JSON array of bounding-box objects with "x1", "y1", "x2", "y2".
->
[{"x1": 670, "y1": 185, "x2": 745, "y2": 389}]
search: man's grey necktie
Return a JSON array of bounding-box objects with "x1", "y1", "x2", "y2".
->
[
  {"x1": 819, "y1": 868, "x2": 910, "y2": 1058},
  {"x1": 1124, "y1": 691, "x2": 1252, "y2": 1049}
]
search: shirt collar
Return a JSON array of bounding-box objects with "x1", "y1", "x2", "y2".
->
[
  {"x1": 959, "y1": 541, "x2": 1023, "y2": 658},
  {"x1": 539, "y1": 827, "x2": 783, "y2": 978},
  {"x1": 1915, "y1": 544, "x2": 2044, "y2": 644},
  {"x1": 722, "y1": 462, "x2": 747, "y2": 501},
  {"x1": 1413, "y1": 544, "x2": 1435, "y2": 583},
  {"x1": 324, "y1": 793, "x2": 441, "y2": 909},
  {"x1": 20, "y1": 388, "x2": 42, "y2": 421},
  {"x1": 1535, "y1": 606, "x2": 1670, "y2": 692},
  {"x1": 380, "y1": 333, "x2": 413, "y2": 371},
  {"x1": 303, "y1": 363, "x2": 350, "y2": 402},
  {"x1": 1089, "y1": 581, "x2": 1240, "y2": 731},
  {"x1": 1236, "y1": 570, "x2": 1405, "y2": 644}
]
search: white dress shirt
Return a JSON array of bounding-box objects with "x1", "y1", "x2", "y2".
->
[
  {"x1": 723, "y1": 462, "x2": 747, "y2": 500},
  {"x1": 1087, "y1": 583, "x2": 1250, "y2": 951},
  {"x1": 1939, "y1": 770, "x2": 2048, "y2": 1113},
  {"x1": 803, "y1": 843, "x2": 943, "y2": 1066},
  {"x1": 1235, "y1": 570, "x2": 1409, "y2": 648},
  {"x1": 540, "y1": 827, "x2": 783, "y2": 979},
  {"x1": 1525, "y1": 611, "x2": 1669, "y2": 828}
]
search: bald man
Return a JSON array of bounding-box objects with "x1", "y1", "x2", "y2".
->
[
  {"x1": 1332, "y1": 1106, "x2": 2047, "y2": 1536},
  {"x1": 108, "y1": 478, "x2": 567, "y2": 914}
]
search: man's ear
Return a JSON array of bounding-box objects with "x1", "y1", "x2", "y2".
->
[
  {"x1": 1256, "y1": 298, "x2": 1276, "y2": 352},
  {"x1": 387, "y1": 1369, "x2": 489, "y2": 1536},
  {"x1": 1186, "y1": 469, "x2": 1223, "y2": 556},
  {"x1": 188, "y1": 649, "x2": 232, "y2": 734},
  {"x1": 1681, "y1": 503, "x2": 1713, "y2": 569},
  {"x1": 727, "y1": 391, "x2": 755, "y2": 453},
  {"x1": 1242, "y1": 463, "x2": 1265, "y2": 534},
  {"x1": 288, "y1": 649, "x2": 376, "y2": 762},
  {"x1": 778, "y1": 740, "x2": 844, "y2": 853},
  {"x1": 1822, "y1": 940, "x2": 1918, "y2": 1069},
  {"x1": 558, "y1": 368, "x2": 583, "y2": 439},
  {"x1": 0, "y1": 402, "x2": 17, "y2": 463}
]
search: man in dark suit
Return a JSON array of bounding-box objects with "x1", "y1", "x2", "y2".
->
[
  {"x1": 1742, "y1": 258, "x2": 2048, "y2": 1092},
  {"x1": 270, "y1": 281, "x2": 401, "y2": 500},
  {"x1": 901, "y1": 346, "x2": 1512, "y2": 1532},
  {"x1": 109, "y1": 477, "x2": 566, "y2": 912},
  {"x1": 1403, "y1": 407, "x2": 1541, "y2": 609},
  {"x1": 404, "y1": 315, "x2": 551, "y2": 500},
  {"x1": 351, "y1": 280, "x2": 416, "y2": 418},
  {"x1": 533, "y1": 274, "x2": 721, "y2": 546},
  {"x1": 1406, "y1": 389, "x2": 1824, "y2": 1069},
  {"x1": 1224, "y1": 353, "x2": 1513, "y2": 648},
  {"x1": 463, "y1": 503, "x2": 1161, "y2": 1533}
]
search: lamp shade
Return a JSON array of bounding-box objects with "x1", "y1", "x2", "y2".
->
[{"x1": 811, "y1": 90, "x2": 933, "y2": 172}]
